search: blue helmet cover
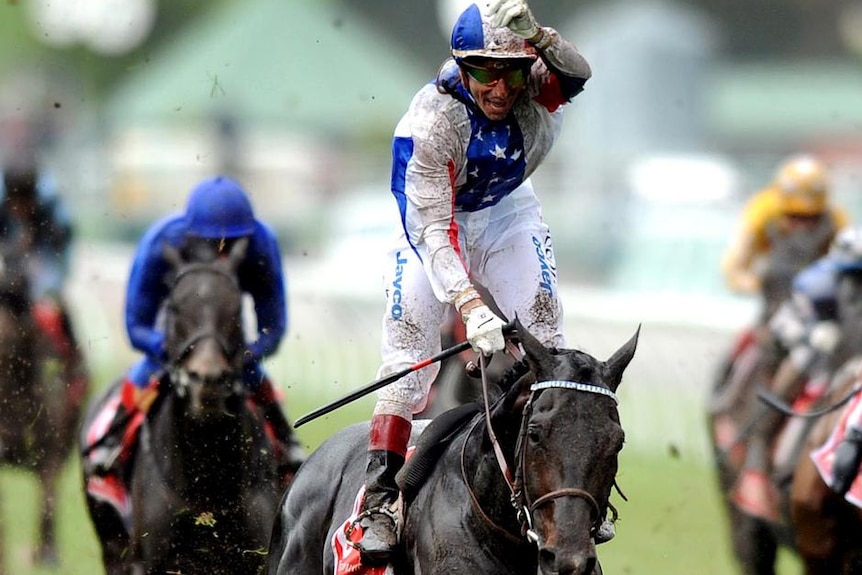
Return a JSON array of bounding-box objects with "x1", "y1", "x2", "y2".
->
[
  {"x1": 184, "y1": 176, "x2": 255, "y2": 239},
  {"x1": 450, "y1": 3, "x2": 537, "y2": 61}
]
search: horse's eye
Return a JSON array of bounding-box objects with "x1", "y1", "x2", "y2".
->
[{"x1": 527, "y1": 424, "x2": 543, "y2": 444}]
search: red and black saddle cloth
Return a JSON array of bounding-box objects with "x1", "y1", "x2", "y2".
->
[{"x1": 812, "y1": 391, "x2": 862, "y2": 509}]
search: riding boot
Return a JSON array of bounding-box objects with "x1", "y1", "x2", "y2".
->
[
  {"x1": 85, "y1": 378, "x2": 158, "y2": 478},
  {"x1": 252, "y1": 378, "x2": 305, "y2": 484},
  {"x1": 831, "y1": 426, "x2": 862, "y2": 496},
  {"x1": 32, "y1": 300, "x2": 90, "y2": 413},
  {"x1": 358, "y1": 414, "x2": 412, "y2": 566},
  {"x1": 731, "y1": 403, "x2": 784, "y2": 523}
]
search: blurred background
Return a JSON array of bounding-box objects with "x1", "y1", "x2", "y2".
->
[{"x1": 2, "y1": 0, "x2": 862, "y2": 573}]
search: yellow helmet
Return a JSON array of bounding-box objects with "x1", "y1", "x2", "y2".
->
[{"x1": 773, "y1": 155, "x2": 829, "y2": 216}]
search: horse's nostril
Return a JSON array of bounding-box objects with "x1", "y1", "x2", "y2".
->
[
  {"x1": 539, "y1": 548, "x2": 596, "y2": 575},
  {"x1": 538, "y1": 548, "x2": 556, "y2": 572}
]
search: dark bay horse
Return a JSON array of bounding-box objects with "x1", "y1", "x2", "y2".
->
[
  {"x1": 789, "y1": 268, "x2": 862, "y2": 575},
  {"x1": 268, "y1": 321, "x2": 638, "y2": 575},
  {"x1": 0, "y1": 242, "x2": 83, "y2": 573},
  {"x1": 81, "y1": 238, "x2": 281, "y2": 575},
  {"x1": 707, "y1": 224, "x2": 836, "y2": 574}
]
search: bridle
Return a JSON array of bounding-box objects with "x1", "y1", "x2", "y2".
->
[
  {"x1": 165, "y1": 262, "x2": 244, "y2": 396},
  {"x1": 461, "y1": 349, "x2": 621, "y2": 547},
  {"x1": 167, "y1": 263, "x2": 242, "y2": 361}
]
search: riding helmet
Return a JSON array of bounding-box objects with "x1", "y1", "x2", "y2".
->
[
  {"x1": 773, "y1": 155, "x2": 829, "y2": 217},
  {"x1": 450, "y1": 3, "x2": 537, "y2": 64},
  {"x1": 184, "y1": 176, "x2": 255, "y2": 239}
]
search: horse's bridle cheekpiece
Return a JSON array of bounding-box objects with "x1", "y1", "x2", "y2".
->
[{"x1": 468, "y1": 350, "x2": 620, "y2": 547}]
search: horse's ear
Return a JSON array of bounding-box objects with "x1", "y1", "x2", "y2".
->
[
  {"x1": 516, "y1": 318, "x2": 555, "y2": 380},
  {"x1": 163, "y1": 242, "x2": 184, "y2": 269},
  {"x1": 604, "y1": 324, "x2": 639, "y2": 392},
  {"x1": 227, "y1": 237, "x2": 250, "y2": 270}
]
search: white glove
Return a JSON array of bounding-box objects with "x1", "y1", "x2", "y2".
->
[
  {"x1": 486, "y1": 0, "x2": 540, "y2": 40},
  {"x1": 463, "y1": 304, "x2": 506, "y2": 356}
]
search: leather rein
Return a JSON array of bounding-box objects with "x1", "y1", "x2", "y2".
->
[{"x1": 460, "y1": 345, "x2": 621, "y2": 546}]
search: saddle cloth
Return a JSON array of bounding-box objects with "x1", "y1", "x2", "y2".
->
[{"x1": 811, "y1": 391, "x2": 862, "y2": 509}]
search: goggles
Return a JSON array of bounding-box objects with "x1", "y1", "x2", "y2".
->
[{"x1": 460, "y1": 60, "x2": 529, "y2": 89}]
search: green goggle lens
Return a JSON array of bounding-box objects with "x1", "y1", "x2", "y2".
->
[{"x1": 463, "y1": 64, "x2": 528, "y2": 89}]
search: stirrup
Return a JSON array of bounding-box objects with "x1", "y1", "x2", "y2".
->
[
  {"x1": 351, "y1": 503, "x2": 401, "y2": 540},
  {"x1": 85, "y1": 444, "x2": 122, "y2": 476},
  {"x1": 350, "y1": 499, "x2": 403, "y2": 565}
]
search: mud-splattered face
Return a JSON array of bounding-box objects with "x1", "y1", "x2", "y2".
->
[{"x1": 460, "y1": 59, "x2": 529, "y2": 121}]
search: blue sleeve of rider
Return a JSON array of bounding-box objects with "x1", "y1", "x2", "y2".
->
[
  {"x1": 242, "y1": 223, "x2": 287, "y2": 360},
  {"x1": 125, "y1": 216, "x2": 181, "y2": 361}
]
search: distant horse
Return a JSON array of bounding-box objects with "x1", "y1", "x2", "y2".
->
[
  {"x1": 789, "y1": 269, "x2": 862, "y2": 575},
  {"x1": 80, "y1": 237, "x2": 281, "y2": 575},
  {"x1": 707, "y1": 225, "x2": 835, "y2": 574},
  {"x1": 0, "y1": 241, "x2": 83, "y2": 573},
  {"x1": 268, "y1": 321, "x2": 638, "y2": 575}
]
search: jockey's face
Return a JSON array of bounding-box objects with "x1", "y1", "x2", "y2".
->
[
  {"x1": 781, "y1": 212, "x2": 823, "y2": 232},
  {"x1": 460, "y1": 59, "x2": 530, "y2": 121}
]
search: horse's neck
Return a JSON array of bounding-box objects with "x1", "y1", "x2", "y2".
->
[{"x1": 459, "y1": 419, "x2": 529, "y2": 547}]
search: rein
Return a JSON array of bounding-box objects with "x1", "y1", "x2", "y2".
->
[
  {"x1": 464, "y1": 347, "x2": 620, "y2": 547},
  {"x1": 758, "y1": 383, "x2": 862, "y2": 419}
]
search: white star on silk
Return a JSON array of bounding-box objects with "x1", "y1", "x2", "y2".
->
[{"x1": 492, "y1": 144, "x2": 507, "y2": 160}]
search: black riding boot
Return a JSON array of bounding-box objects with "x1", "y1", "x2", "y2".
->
[
  {"x1": 85, "y1": 405, "x2": 126, "y2": 476},
  {"x1": 831, "y1": 426, "x2": 862, "y2": 496},
  {"x1": 358, "y1": 449, "x2": 405, "y2": 565}
]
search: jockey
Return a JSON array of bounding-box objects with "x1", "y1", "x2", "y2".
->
[
  {"x1": 721, "y1": 154, "x2": 849, "y2": 310},
  {"x1": 0, "y1": 155, "x2": 89, "y2": 412},
  {"x1": 356, "y1": 0, "x2": 593, "y2": 565},
  {"x1": 733, "y1": 226, "x2": 862, "y2": 521},
  {"x1": 822, "y1": 228, "x2": 862, "y2": 495},
  {"x1": 86, "y1": 176, "x2": 304, "y2": 494}
]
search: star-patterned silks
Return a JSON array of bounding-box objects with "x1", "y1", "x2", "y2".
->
[{"x1": 457, "y1": 107, "x2": 527, "y2": 212}]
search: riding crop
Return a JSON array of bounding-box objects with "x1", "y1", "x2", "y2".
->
[{"x1": 293, "y1": 321, "x2": 516, "y2": 428}]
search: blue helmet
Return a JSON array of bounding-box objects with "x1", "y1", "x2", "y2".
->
[
  {"x1": 450, "y1": 3, "x2": 537, "y2": 63},
  {"x1": 184, "y1": 176, "x2": 255, "y2": 239}
]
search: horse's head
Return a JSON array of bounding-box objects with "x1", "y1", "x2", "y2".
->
[
  {"x1": 493, "y1": 321, "x2": 638, "y2": 575},
  {"x1": 162, "y1": 237, "x2": 247, "y2": 420}
]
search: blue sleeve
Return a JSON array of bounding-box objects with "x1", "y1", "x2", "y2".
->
[
  {"x1": 240, "y1": 223, "x2": 287, "y2": 360},
  {"x1": 125, "y1": 216, "x2": 181, "y2": 361}
]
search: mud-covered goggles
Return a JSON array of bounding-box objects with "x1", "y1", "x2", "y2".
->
[{"x1": 460, "y1": 60, "x2": 531, "y2": 89}]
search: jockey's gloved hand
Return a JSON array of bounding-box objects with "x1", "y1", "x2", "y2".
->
[
  {"x1": 463, "y1": 304, "x2": 506, "y2": 356},
  {"x1": 486, "y1": 0, "x2": 541, "y2": 41}
]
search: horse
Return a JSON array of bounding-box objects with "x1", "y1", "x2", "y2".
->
[
  {"x1": 707, "y1": 225, "x2": 837, "y2": 574},
  {"x1": 80, "y1": 237, "x2": 282, "y2": 575},
  {"x1": 0, "y1": 240, "x2": 83, "y2": 573},
  {"x1": 788, "y1": 268, "x2": 862, "y2": 575},
  {"x1": 268, "y1": 320, "x2": 638, "y2": 575}
]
